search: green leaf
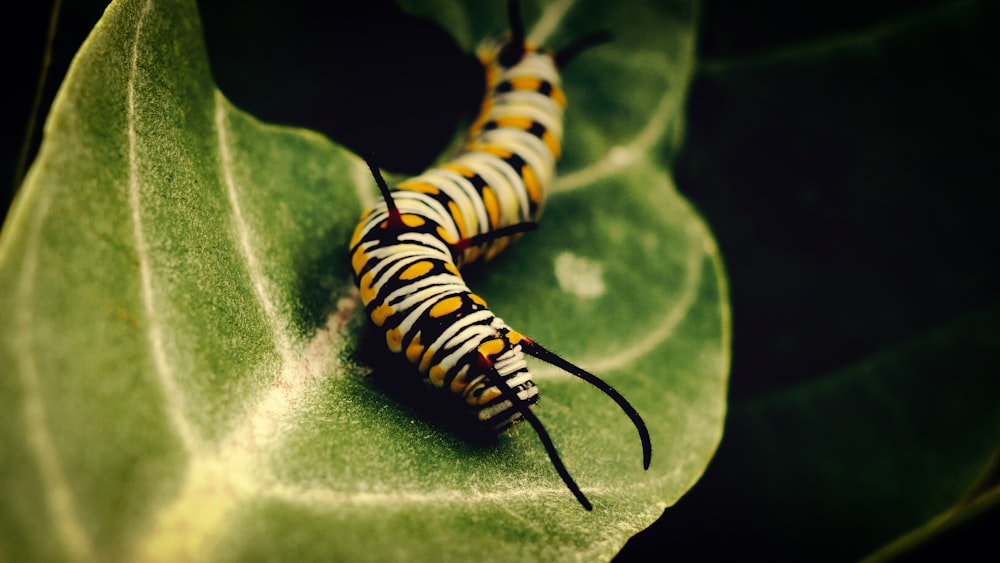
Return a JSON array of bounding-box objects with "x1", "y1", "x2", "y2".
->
[
  {"x1": 0, "y1": 0, "x2": 727, "y2": 561},
  {"x1": 722, "y1": 304, "x2": 1000, "y2": 561}
]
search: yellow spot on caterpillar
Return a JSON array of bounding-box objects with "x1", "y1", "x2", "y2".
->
[
  {"x1": 360, "y1": 273, "x2": 378, "y2": 305},
  {"x1": 465, "y1": 385, "x2": 483, "y2": 405},
  {"x1": 429, "y1": 295, "x2": 463, "y2": 318},
  {"x1": 436, "y1": 226, "x2": 458, "y2": 246},
  {"x1": 448, "y1": 201, "x2": 467, "y2": 238},
  {"x1": 386, "y1": 328, "x2": 404, "y2": 353},
  {"x1": 398, "y1": 181, "x2": 440, "y2": 195},
  {"x1": 482, "y1": 186, "x2": 500, "y2": 227},
  {"x1": 467, "y1": 116, "x2": 491, "y2": 141},
  {"x1": 495, "y1": 116, "x2": 533, "y2": 130},
  {"x1": 444, "y1": 163, "x2": 476, "y2": 177},
  {"x1": 371, "y1": 304, "x2": 394, "y2": 327},
  {"x1": 476, "y1": 144, "x2": 512, "y2": 158},
  {"x1": 469, "y1": 293, "x2": 487, "y2": 308},
  {"x1": 379, "y1": 214, "x2": 425, "y2": 230},
  {"x1": 521, "y1": 165, "x2": 541, "y2": 204},
  {"x1": 506, "y1": 330, "x2": 525, "y2": 345},
  {"x1": 477, "y1": 338, "x2": 505, "y2": 358},
  {"x1": 450, "y1": 366, "x2": 469, "y2": 394},
  {"x1": 551, "y1": 85, "x2": 567, "y2": 108},
  {"x1": 429, "y1": 365, "x2": 446, "y2": 387},
  {"x1": 481, "y1": 60, "x2": 499, "y2": 82},
  {"x1": 399, "y1": 261, "x2": 434, "y2": 281},
  {"x1": 510, "y1": 76, "x2": 542, "y2": 91},
  {"x1": 405, "y1": 333, "x2": 425, "y2": 364},
  {"x1": 351, "y1": 247, "x2": 369, "y2": 276},
  {"x1": 419, "y1": 348, "x2": 435, "y2": 373},
  {"x1": 349, "y1": 220, "x2": 367, "y2": 248},
  {"x1": 445, "y1": 263, "x2": 462, "y2": 277},
  {"x1": 467, "y1": 385, "x2": 502, "y2": 406},
  {"x1": 543, "y1": 130, "x2": 561, "y2": 159},
  {"x1": 401, "y1": 214, "x2": 424, "y2": 228}
]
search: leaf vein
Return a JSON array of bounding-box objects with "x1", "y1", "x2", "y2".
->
[
  {"x1": 15, "y1": 193, "x2": 96, "y2": 563},
  {"x1": 554, "y1": 84, "x2": 680, "y2": 194},
  {"x1": 134, "y1": 293, "x2": 360, "y2": 561},
  {"x1": 213, "y1": 91, "x2": 296, "y2": 365},
  {"x1": 127, "y1": 0, "x2": 199, "y2": 454},
  {"x1": 218, "y1": 291, "x2": 359, "y2": 458}
]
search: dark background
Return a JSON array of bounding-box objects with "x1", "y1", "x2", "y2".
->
[{"x1": 5, "y1": 0, "x2": 997, "y2": 560}]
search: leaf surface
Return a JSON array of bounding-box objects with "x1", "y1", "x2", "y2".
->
[{"x1": 0, "y1": 0, "x2": 727, "y2": 561}]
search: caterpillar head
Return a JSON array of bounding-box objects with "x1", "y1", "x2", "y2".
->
[
  {"x1": 476, "y1": 33, "x2": 554, "y2": 71},
  {"x1": 462, "y1": 323, "x2": 539, "y2": 432},
  {"x1": 462, "y1": 318, "x2": 650, "y2": 512}
]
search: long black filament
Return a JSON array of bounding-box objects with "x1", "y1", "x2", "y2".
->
[
  {"x1": 508, "y1": 0, "x2": 524, "y2": 46},
  {"x1": 499, "y1": 0, "x2": 526, "y2": 67},
  {"x1": 451, "y1": 222, "x2": 538, "y2": 257},
  {"x1": 482, "y1": 362, "x2": 593, "y2": 511},
  {"x1": 524, "y1": 341, "x2": 652, "y2": 470},
  {"x1": 364, "y1": 156, "x2": 404, "y2": 228},
  {"x1": 516, "y1": 395, "x2": 593, "y2": 511}
]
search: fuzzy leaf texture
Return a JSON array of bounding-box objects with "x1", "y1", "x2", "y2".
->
[{"x1": 0, "y1": 0, "x2": 728, "y2": 561}]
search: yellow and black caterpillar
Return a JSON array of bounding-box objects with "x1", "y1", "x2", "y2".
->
[{"x1": 349, "y1": 2, "x2": 649, "y2": 510}]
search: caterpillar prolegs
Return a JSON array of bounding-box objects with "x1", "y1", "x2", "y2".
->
[{"x1": 349, "y1": 2, "x2": 649, "y2": 511}]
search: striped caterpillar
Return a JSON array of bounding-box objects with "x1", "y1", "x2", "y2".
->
[{"x1": 349, "y1": 2, "x2": 650, "y2": 510}]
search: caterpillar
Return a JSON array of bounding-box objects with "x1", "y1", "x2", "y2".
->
[{"x1": 349, "y1": 2, "x2": 650, "y2": 511}]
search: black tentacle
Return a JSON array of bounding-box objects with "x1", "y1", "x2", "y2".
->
[
  {"x1": 523, "y1": 340, "x2": 652, "y2": 470},
  {"x1": 478, "y1": 355, "x2": 593, "y2": 511}
]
